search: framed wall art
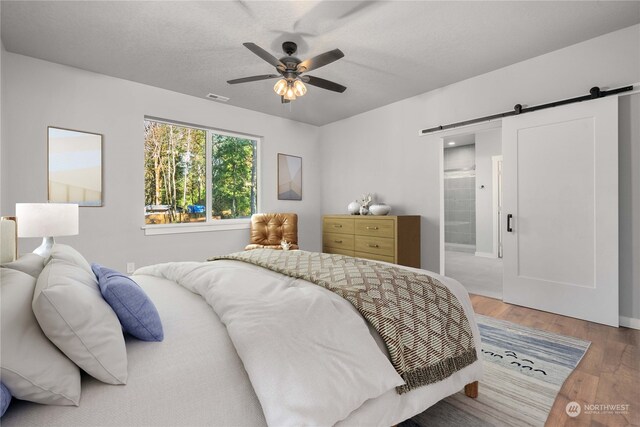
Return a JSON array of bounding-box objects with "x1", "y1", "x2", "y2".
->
[
  {"x1": 48, "y1": 126, "x2": 103, "y2": 206},
  {"x1": 277, "y1": 153, "x2": 302, "y2": 201}
]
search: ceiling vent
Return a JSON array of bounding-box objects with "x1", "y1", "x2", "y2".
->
[{"x1": 206, "y1": 93, "x2": 230, "y2": 102}]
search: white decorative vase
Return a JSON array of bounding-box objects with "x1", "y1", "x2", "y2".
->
[
  {"x1": 359, "y1": 205, "x2": 369, "y2": 216},
  {"x1": 280, "y1": 240, "x2": 292, "y2": 250},
  {"x1": 369, "y1": 203, "x2": 391, "y2": 216},
  {"x1": 347, "y1": 201, "x2": 361, "y2": 215}
]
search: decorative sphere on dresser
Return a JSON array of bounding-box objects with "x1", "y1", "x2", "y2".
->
[{"x1": 347, "y1": 201, "x2": 361, "y2": 215}]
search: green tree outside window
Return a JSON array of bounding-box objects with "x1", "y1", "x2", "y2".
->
[{"x1": 144, "y1": 120, "x2": 257, "y2": 225}]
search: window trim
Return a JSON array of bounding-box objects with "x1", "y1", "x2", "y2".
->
[
  {"x1": 141, "y1": 219, "x2": 251, "y2": 236},
  {"x1": 143, "y1": 117, "x2": 261, "y2": 235}
]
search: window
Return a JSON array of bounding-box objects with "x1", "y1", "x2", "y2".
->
[{"x1": 144, "y1": 119, "x2": 258, "y2": 228}]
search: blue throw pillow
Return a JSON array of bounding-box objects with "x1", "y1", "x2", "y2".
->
[
  {"x1": 91, "y1": 264, "x2": 164, "y2": 342},
  {"x1": 1, "y1": 383, "x2": 11, "y2": 417}
]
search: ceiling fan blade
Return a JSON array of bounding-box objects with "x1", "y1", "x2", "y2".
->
[
  {"x1": 293, "y1": 1, "x2": 379, "y2": 36},
  {"x1": 227, "y1": 74, "x2": 280, "y2": 84},
  {"x1": 243, "y1": 42, "x2": 285, "y2": 69},
  {"x1": 297, "y1": 49, "x2": 344, "y2": 73},
  {"x1": 302, "y1": 75, "x2": 347, "y2": 93}
]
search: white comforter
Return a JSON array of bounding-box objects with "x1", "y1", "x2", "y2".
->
[
  {"x1": 137, "y1": 259, "x2": 482, "y2": 427},
  {"x1": 136, "y1": 260, "x2": 405, "y2": 426}
]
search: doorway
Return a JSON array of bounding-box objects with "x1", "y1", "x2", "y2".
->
[
  {"x1": 441, "y1": 128, "x2": 503, "y2": 299},
  {"x1": 435, "y1": 96, "x2": 619, "y2": 325}
]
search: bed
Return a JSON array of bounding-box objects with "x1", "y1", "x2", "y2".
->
[{"x1": 1, "y1": 240, "x2": 482, "y2": 426}]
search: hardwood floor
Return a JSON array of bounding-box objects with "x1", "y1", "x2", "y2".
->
[{"x1": 470, "y1": 294, "x2": 640, "y2": 427}]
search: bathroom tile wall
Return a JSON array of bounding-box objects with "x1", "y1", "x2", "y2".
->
[
  {"x1": 444, "y1": 144, "x2": 474, "y2": 170},
  {"x1": 444, "y1": 145, "x2": 476, "y2": 248}
]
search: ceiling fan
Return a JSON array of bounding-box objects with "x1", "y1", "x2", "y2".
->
[{"x1": 227, "y1": 41, "x2": 346, "y2": 103}]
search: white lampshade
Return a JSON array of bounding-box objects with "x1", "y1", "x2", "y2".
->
[{"x1": 16, "y1": 203, "x2": 79, "y2": 238}]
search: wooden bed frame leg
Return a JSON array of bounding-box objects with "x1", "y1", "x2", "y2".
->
[{"x1": 464, "y1": 381, "x2": 479, "y2": 398}]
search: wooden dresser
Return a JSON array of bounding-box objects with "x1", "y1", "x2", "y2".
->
[{"x1": 322, "y1": 215, "x2": 421, "y2": 268}]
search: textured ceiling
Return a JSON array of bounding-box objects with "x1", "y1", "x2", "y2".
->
[{"x1": 2, "y1": 1, "x2": 639, "y2": 126}]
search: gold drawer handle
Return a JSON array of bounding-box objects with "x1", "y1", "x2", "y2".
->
[
  {"x1": 333, "y1": 224, "x2": 342, "y2": 228},
  {"x1": 368, "y1": 244, "x2": 379, "y2": 248},
  {"x1": 334, "y1": 240, "x2": 343, "y2": 244},
  {"x1": 366, "y1": 226, "x2": 379, "y2": 230}
]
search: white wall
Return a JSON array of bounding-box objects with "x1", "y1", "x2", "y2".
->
[
  {"x1": 320, "y1": 24, "x2": 640, "y2": 321},
  {"x1": 474, "y1": 129, "x2": 501, "y2": 255},
  {"x1": 1, "y1": 52, "x2": 322, "y2": 270}
]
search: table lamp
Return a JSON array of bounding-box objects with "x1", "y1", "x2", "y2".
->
[{"x1": 15, "y1": 203, "x2": 79, "y2": 257}]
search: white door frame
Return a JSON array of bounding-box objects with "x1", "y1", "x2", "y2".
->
[
  {"x1": 438, "y1": 121, "x2": 502, "y2": 276},
  {"x1": 492, "y1": 155, "x2": 503, "y2": 258}
]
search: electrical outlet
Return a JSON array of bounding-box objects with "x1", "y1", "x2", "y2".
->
[{"x1": 126, "y1": 262, "x2": 135, "y2": 274}]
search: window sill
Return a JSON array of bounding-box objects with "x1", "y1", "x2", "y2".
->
[{"x1": 142, "y1": 219, "x2": 250, "y2": 236}]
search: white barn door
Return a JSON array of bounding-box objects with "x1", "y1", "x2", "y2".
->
[{"x1": 502, "y1": 96, "x2": 618, "y2": 327}]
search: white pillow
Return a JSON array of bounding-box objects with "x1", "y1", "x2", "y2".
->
[
  {"x1": 47, "y1": 244, "x2": 93, "y2": 275},
  {"x1": 33, "y1": 258, "x2": 128, "y2": 385},
  {"x1": 0, "y1": 269, "x2": 81, "y2": 406},
  {"x1": 1, "y1": 253, "x2": 46, "y2": 278}
]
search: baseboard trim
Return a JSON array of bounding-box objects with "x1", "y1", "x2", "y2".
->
[
  {"x1": 465, "y1": 287, "x2": 503, "y2": 300},
  {"x1": 474, "y1": 251, "x2": 497, "y2": 259},
  {"x1": 619, "y1": 316, "x2": 640, "y2": 330}
]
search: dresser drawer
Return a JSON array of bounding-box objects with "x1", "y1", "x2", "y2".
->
[
  {"x1": 354, "y1": 235, "x2": 395, "y2": 257},
  {"x1": 354, "y1": 251, "x2": 395, "y2": 264},
  {"x1": 324, "y1": 247, "x2": 355, "y2": 257},
  {"x1": 323, "y1": 232, "x2": 355, "y2": 251},
  {"x1": 323, "y1": 217, "x2": 355, "y2": 234},
  {"x1": 354, "y1": 219, "x2": 394, "y2": 238}
]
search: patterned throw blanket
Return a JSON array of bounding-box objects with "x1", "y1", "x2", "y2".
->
[{"x1": 209, "y1": 249, "x2": 477, "y2": 394}]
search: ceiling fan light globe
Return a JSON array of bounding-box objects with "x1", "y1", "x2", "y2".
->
[
  {"x1": 293, "y1": 80, "x2": 307, "y2": 97},
  {"x1": 273, "y1": 79, "x2": 288, "y2": 96},
  {"x1": 284, "y1": 86, "x2": 297, "y2": 101}
]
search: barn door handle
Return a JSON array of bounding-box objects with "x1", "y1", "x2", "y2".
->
[{"x1": 507, "y1": 214, "x2": 513, "y2": 232}]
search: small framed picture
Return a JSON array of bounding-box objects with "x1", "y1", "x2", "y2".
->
[
  {"x1": 277, "y1": 153, "x2": 302, "y2": 200},
  {"x1": 48, "y1": 126, "x2": 103, "y2": 206}
]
